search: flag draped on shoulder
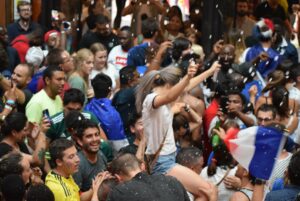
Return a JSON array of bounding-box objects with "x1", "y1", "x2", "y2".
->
[{"x1": 224, "y1": 126, "x2": 286, "y2": 180}]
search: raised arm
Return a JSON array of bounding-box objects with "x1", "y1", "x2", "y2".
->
[
  {"x1": 185, "y1": 61, "x2": 220, "y2": 92},
  {"x1": 153, "y1": 65, "x2": 197, "y2": 108},
  {"x1": 0, "y1": 75, "x2": 27, "y2": 105}
]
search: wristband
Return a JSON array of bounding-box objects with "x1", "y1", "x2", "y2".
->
[
  {"x1": 4, "y1": 104, "x2": 13, "y2": 111},
  {"x1": 254, "y1": 178, "x2": 266, "y2": 185},
  {"x1": 6, "y1": 99, "x2": 16, "y2": 105}
]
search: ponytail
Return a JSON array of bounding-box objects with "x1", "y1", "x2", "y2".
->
[{"x1": 135, "y1": 67, "x2": 182, "y2": 113}]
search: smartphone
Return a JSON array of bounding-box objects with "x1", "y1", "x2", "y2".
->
[
  {"x1": 51, "y1": 10, "x2": 59, "y2": 21},
  {"x1": 42, "y1": 109, "x2": 53, "y2": 125},
  {"x1": 220, "y1": 96, "x2": 228, "y2": 114}
]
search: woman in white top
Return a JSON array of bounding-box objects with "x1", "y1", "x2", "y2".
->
[
  {"x1": 90, "y1": 43, "x2": 119, "y2": 93},
  {"x1": 135, "y1": 62, "x2": 220, "y2": 201}
]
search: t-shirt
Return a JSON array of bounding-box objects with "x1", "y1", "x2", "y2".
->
[
  {"x1": 68, "y1": 75, "x2": 87, "y2": 96},
  {"x1": 89, "y1": 65, "x2": 119, "y2": 90},
  {"x1": 127, "y1": 42, "x2": 148, "y2": 67},
  {"x1": 107, "y1": 172, "x2": 190, "y2": 201},
  {"x1": 107, "y1": 45, "x2": 128, "y2": 72},
  {"x1": 112, "y1": 87, "x2": 136, "y2": 135},
  {"x1": 17, "y1": 88, "x2": 32, "y2": 113},
  {"x1": 26, "y1": 89, "x2": 63, "y2": 124},
  {"x1": 7, "y1": 20, "x2": 40, "y2": 43},
  {"x1": 73, "y1": 151, "x2": 107, "y2": 192},
  {"x1": 0, "y1": 142, "x2": 30, "y2": 158},
  {"x1": 142, "y1": 93, "x2": 176, "y2": 155},
  {"x1": 201, "y1": 166, "x2": 237, "y2": 201},
  {"x1": 118, "y1": 144, "x2": 138, "y2": 155},
  {"x1": 46, "y1": 111, "x2": 99, "y2": 142},
  {"x1": 10, "y1": 34, "x2": 30, "y2": 63},
  {"x1": 78, "y1": 31, "x2": 119, "y2": 53},
  {"x1": 254, "y1": 2, "x2": 287, "y2": 21},
  {"x1": 46, "y1": 171, "x2": 80, "y2": 201}
]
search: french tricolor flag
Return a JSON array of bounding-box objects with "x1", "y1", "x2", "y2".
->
[{"x1": 224, "y1": 126, "x2": 287, "y2": 180}]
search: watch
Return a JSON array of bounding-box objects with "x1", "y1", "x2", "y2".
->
[{"x1": 254, "y1": 178, "x2": 266, "y2": 185}]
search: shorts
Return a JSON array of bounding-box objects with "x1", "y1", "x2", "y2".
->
[{"x1": 152, "y1": 152, "x2": 177, "y2": 175}]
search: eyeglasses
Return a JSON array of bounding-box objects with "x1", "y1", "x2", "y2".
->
[
  {"x1": 19, "y1": 8, "x2": 31, "y2": 12},
  {"x1": 257, "y1": 117, "x2": 272, "y2": 123}
]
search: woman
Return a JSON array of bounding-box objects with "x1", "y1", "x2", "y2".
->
[
  {"x1": 69, "y1": 48, "x2": 94, "y2": 99},
  {"x1": 135, "y1": 64, "x2": 219, "y2": 200},
  {"x1": 90, "y1": 43, "x2": 119, "y2": 93},
  {"x1": 255, "y1": 70, "x2": 298, "y2": 134}
]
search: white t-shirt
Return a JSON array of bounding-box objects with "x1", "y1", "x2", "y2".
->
[
  {"x1": 200, "y1": 166, "x2": 237, "y2": 201},
  {"x1": 142, "y1": 93, "x2": 177, "y2": 155},
  {"x1": 107, "y1": 45, "x2": 128, "y2": 72},
  {"x1": 89, "y1": 65, "x2": 119, "y2": 90}
]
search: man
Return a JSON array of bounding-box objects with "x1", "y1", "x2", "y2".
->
[
  {"x1": 85, "y1": 73, "x2": 129, "y2": 153},
  {"x1": 215, "y1": 44, "x2": 236, "y2": 86},
  {"x1": 46, "y1": 88, "x2": 105, "y2": 143},
  {"x1": 78, "y1": 14, "x2": 119, "y2": 52},
  {"x1": 265, "y1": 151, "x2": 300, "y2": 201},
  {"x1": 0, "y1": 25, "x2": 20, "y2": 72},
  {"x1": 107, "y1": 153, "x2": 190, "y2": 201},
  {"x1": 229, "y1": 165, "x2": 254, "y2": 201},
  {"x1": 7, "y1": 1, "x2": 40, "y2": 43},
  {"x1": 1, "y1": 63, "x2": 33, "y2": 113},
  {"x1": 226, "y1": 0, "x2": 255, "y2": 40},
  {"x1": 28, "y1": 48, "x2": 73, "y2": 95},
  {"x1": 256, "y1": 104, "x2": 277, "y2": 126},
  {"x1": 256, "y1": 103, "x2": 294, "y2": 189},
  {"x1": 254, "y1": 0, "x2": 293, "y2": 35},
  {"x1": 107, "y1": 26, "x2": 133, "y2": 72},
  {"x1": 127, "y1": 17, "x2": 163, "y2": 67},
  {"x1": 209, "y1": 90, "x2": 256, "y2": 135},
  {"x1": 240, "y1": 19, "x2": 281, "y2": 78},
  {"x1": 176, "y1": 147, "x2": 204, "y2": 175},
  {"x1": 26, "y1": 65, "x2": 64, "y2": 124},
  {"x1": 73, "y1": 119, "x2": 107, "y2": 192},
  {"x1": 11, "y1": 28, "x2": 43, "y2": 63},
  {"x1": 46, "y1": 139, "x2": 101, "y2": 201},
  {"x1": 272, "y1": 18, "x2": 298, "y2": 65}
]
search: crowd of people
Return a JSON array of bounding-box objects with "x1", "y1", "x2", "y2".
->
[{"x1": 0, "y1": 0, "x2": 300, "y2": 200}]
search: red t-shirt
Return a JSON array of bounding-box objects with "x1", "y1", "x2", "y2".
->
[{"x1": 11, "y1": 35, "x2": 30, "y2": 63}]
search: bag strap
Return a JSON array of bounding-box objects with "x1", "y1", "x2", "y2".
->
[
  {"x1": 145, "y1": 128, "x2": 168, "y2": 174},
  {"x1": 216, "y1": 168, "x2": 231, "y2": 186}
]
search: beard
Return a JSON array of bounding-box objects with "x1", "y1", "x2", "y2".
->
[
  {"x1": 237, "y1": 11, "x2": 247, "y2": 17},
  {"x1": 83, "y1": 143, "x2": 99, "y2": 154}
]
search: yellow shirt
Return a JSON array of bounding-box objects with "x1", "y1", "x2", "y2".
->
[
  {"x1": 25, "y1": 89, "x2": 63, "y2": 124},
  {"x1": 46, "y1": 171, "x2": 80, "y2": 201}
]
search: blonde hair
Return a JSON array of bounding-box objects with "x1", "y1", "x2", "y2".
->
[
  {"x1": 90, "y1": 43, "x2": 107, "y2": 55},
  {"x1": 135, "y1": 67, "x2": 182, "y2": 113},
  {"x1": 74, "y1": 48, "x2": 93, "y2": 70}
]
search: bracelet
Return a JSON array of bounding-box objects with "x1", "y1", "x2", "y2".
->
[
  {"x1": 254, "y1": 178, "x2": 266, "y2": 185},
  {"x1": 0, "y1": 115, "x2": 6, "y2": 122},
  {"x1": 6, "y1": 99, "x2": 16, "y2": 105},
  {"x1": 4, "y1": 104, "x2": 13, "y2": 111}
]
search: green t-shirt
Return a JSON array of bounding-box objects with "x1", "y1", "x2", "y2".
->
[
  {"x1": 46, "y1": 111, "x2": 98, "y2": 141},
  {"x1": 26, "y1": 89, "x2": 63, "y2": 124},
  {"x1": 46, "y1": 111, "x2": 114, "y2": 161}
]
